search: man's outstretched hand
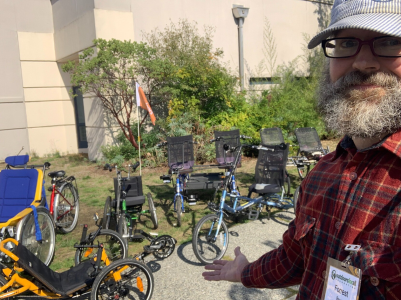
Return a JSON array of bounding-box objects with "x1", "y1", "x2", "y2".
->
[{"x1": 202, "y1": 246, "x2": 250, "y2": 282}]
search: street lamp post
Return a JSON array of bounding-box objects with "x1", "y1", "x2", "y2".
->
[{"x1": 232, "y1": 5, "x2": 249, "y2": 91}]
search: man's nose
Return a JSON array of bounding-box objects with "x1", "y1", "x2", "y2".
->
[{"x1": 352, "y1": 44, "x2": 380, "y2": 73}]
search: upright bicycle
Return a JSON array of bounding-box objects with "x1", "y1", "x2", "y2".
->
[
  {"x1": 103, "y1": 163, "x2": 158, "y2": 244},
  {"x1": 192, "y1": 142, "x2": 296, "y2": 264}
]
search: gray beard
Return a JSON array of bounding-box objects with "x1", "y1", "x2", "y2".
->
[{"x1": 317, "y1": 62, "x2": 401, "y2": 139}]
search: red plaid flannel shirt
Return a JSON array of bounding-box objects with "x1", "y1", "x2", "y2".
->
[{"x1": 241, "y1": 130, "x2": 401, "y2": 300}]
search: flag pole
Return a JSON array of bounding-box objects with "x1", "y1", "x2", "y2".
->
[{"x1": 137, "y1": 104, "x2": 142, "y2": 176}]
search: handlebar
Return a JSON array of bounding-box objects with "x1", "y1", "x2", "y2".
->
[
  {"x1": 223, "y1": 142, "x2": 287, "y2": 153},
  {"x1": 210, "y1": 135, "x2": 252, "y2": 143}
]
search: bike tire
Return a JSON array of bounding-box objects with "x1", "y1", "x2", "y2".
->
[
  {"x1": 293, "y1": 186, "x2": 300, "y2": 213},
  {"x1": 90, "y1": 258, "x2": 154, "y2": 300},
  {"x1": 102, "y1": 196, "x2": 112, "y2": 229},
  {"x1": 151, "y1": 235, "x2": 176, "y2": 259},
  {"x1": 74, "y1": 229, "x2": 128, "y2": 266},
  {"x1": 54, "y1": 183, "x2": 79, "y2": 234},
  {"x1": 192, "y1": 214, "x2": 229, "y2": 265},
  {"x1": 16, "y1": 207, "x2": 56, "y2": 266},
  {"x1": 118, "y1": 216, "x2": 129, "y2": 245},
  {"x1": 175, "y1": 195, "x2": 182, "y2": 227},
  {"x1": 297, "y1": 150, "x2": 310, "y2": 179},
  {"x1": 147, "y1": 193, "x2": 158, "y2": 229}
]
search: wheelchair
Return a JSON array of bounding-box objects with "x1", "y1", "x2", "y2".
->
[
  {"x1": 0, "y1": 155, "x2": 56, "y2": 266},
  {"x1": 0, "y1": 237, "x2": 154, "y2": 299},
  {"x1": 103, "y1": 163, "x2": 158, "y2": 244}
]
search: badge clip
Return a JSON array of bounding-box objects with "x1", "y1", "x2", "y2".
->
[{"x1": 342, "y1": 244, "x2": 361, "y2": 267}]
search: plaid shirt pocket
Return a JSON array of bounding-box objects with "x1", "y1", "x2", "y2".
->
[{"x1": 294, "y1": 212, "x2": 316, "y2": 241}]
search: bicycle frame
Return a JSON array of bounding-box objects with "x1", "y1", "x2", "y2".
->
[
  {"x1": 49, "y1": 181, "x2": 73, "y2": 222},
  {"x1": 173, "y1": 173, "x2": 186, "y2": 212}
]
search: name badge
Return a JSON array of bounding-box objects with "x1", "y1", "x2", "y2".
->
[{"x1": 322, "y1": 245, "x2": 362, "y2": 300}]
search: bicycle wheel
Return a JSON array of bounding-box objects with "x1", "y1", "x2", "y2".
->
[
  {"x1": 16, "y1": 207, "x2": 56, "y2": 266},
  {"x1": 54, "y1": 183, "x2": 79, "y2": 234},
  {"x1": 147, "y1": 193, "x2": 158, "y2": 230},
  {"x1": 90, "y1": 258, "x2": 154, "y2": 300},
  {"x1": 175, "y1": 195, "x2": 182, "y2": 227},
  {"x1": 74, "y1": 229, "x2": 128, "y2": 266},
  {"x1": 151, "y1": 235, "x2": 176, "y2": 259},
  {"x1": 103, "y1": 196, "x2": 112, "y2": 229},
  {"x1": 192, "y1": 214, "x2": 229, "y2": 265},
  {"x1": 293, "y1": 186, "x2": 300, "y2": 213},
  {"x1": 118, "y1": 216, "x2": 129, "y2": 245}
]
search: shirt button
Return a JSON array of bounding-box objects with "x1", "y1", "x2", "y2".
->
[
  {"x1": 322, "y1": 270, "x2": 326, "y2": 279},
  {"x1": 370, "y1": 277, "x2": 380, "y2": 286},
  {"x1": 349, "y1": 172, "x2": 357, "y2": 180},
  {"x1": 335, "y1": 222, "x2": 341, "y2": 230}
]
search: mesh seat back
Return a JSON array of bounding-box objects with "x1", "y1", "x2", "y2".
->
[
  {"x1": 166, "y1": 135, "x2": 195, "y2": 170},
  {"x1": 295, "y1": 127, "x2": 323, "y2": 153},
  {"x1": 113, "y1": 176, "x2": 143, "y2": 200},
  {"x1": 260, "y1": 128, "x2": 284, "y2": 146},
  {"x1": 254, "y1": 144, "x2": 289, "y2": 187},
  {"x1": 214, "y1": 130, "x2": 241, "y2": 165}
]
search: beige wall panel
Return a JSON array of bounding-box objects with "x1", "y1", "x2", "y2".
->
[
  {"x1": 25, "y1": 101, "x2": 75, "y2": 128},
  {"x1": 18, "y1": 32, "x2": 56, "y2": 61},
  {"x1": 0, "y1": 129, "x2": 30, "y2": 161},
  {"x1": 52, "y1": 0, "x2": 95, "y2": 31},
  {"x1": 94, "y1": 9, "x2": 134, "y2": 41},
  {"x1": 83, "y1": 96, "x2": 105, "y2": 128},
  {"x1": 21, "y1": 62, "x2": 71, "y2": 88},
  {"x1": 28, "y1": 125, "x2": 78, "y2": 157},
  {"x1": 54, "y1": 11, "x2": 97, "y2": 61},
  {"x1": 0, "y1": 28, "x2": 24, "y2": 103},
  {"x1": 24, "y1": 87, "x2": 72, "y2": 102},
  {"x1": 86, "y1": 126, "x2": 106, "y2": 161},
  {"x1": 0, "y1": 103, "x2": 27, "y2": 130},
  {"x1": 95, "y1": 0, "x2": 131, "y2": 12},
  {"x1": 15, "y1": 0, "x2": 53, "y2": 33}
]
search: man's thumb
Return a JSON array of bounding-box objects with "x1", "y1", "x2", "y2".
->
[{"x1": 234, "y1": 246, "x2": 242, "y2": 257}]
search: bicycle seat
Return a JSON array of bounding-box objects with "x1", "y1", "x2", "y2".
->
[
  {"x1": 112, "y1": 195, "x2": 146, "y2": 208},
  {"x1": 248, "y1": 183, "x2": 281, "y2": 194},
  {"x1": 4, "y1": 155, "x2": 29, "y2": 167},
  {"x1": 14, "y1": 242, "x2": 97, "y2": 296},
  {"x1": 0, "y1": 168, "x2": 43, "y2": 226},
  {"x1": 47, "y1": 170, "x2": 65, "y2": 178}
]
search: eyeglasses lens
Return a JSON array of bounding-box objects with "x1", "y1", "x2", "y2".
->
[{"x1": 324, "y1": 37, "x2": 401, "y2": 58}]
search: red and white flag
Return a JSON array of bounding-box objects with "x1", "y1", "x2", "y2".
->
[{"x1": 136, "y1": 82, "x2": 156, "y2": 125}]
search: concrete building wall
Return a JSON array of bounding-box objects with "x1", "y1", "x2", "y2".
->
[{"x1": 130, "y1": 0, "x2": 324, "y2": 84}]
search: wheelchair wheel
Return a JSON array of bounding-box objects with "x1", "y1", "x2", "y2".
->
[
  {"x1": 147, "y1": 193, "x2": 158, "y2": 230},
  {"x1": 192, "y1": 214, "x2": 229, "y2": 265},
  {"x1": 151, "y1": 235, "x2": 176, "y2": 259},
  {"x1": 16, "y1": 207, "x2": 56, "y2": 266},
  {"x1": 175, "y1": 195, "x2": 182, "y2": 227},
  {"x1": 90, "y1": 258, "x2": 154, "y2": 300},
  {"x1": 103, "y1": 196, "x2": 112, "y2": 229},
  {"x1": 74, "y1": 229, "x2": 128, "y2": 266},
  {"x1": 293, "y1": 186, "x2": 300, "y2": 213},
  {"x1": 117, "y1": 216, "x2": 129, "y2": 245},
  {"x1": 54, "y1": 182, "x2": 79, "y2": 234}
]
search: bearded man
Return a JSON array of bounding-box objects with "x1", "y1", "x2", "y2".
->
[{"x1": 202, "y1": 1, "x2": 401, "y2": 299}]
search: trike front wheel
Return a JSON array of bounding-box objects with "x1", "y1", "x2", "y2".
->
[
  {"x1": 192, "y1": 214, "x2": 229, "y2": 265},
  {"x1": 74, "y1": 229, "x2": 128, "y2": 266},
  {"x1": 175, "y1": 195, "x2": 182, "y2": 227},
  {"x1": 90, "y1": 258, "x2": 154, "y2": 300}
]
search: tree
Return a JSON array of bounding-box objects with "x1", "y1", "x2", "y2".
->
[{"x1": 62, "y1": 39, "x2": 170, "y2": 149}]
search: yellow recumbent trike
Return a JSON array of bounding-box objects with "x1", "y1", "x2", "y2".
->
[{"x1": 0, "y1": 237, "x2": 154, "y2": 299}]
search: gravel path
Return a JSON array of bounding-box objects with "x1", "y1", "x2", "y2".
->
[{"x1": 148, "y1": 209, "x2": 299, "y2": 300}]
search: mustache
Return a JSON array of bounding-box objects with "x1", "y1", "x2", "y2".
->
[{"x1": 331, "y1": 71, "x2": 400, "y2": 93}]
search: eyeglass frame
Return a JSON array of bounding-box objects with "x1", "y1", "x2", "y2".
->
[{"x1": 321, "y1": 36, "x2": 401, "y2": 59}]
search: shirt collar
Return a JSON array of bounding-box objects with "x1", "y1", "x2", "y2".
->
[{"x1": 338, "y1": 128, "x2": 401, "y2": 158}]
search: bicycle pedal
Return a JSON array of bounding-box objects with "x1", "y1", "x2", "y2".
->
[{"x1": 248, "y1": 209, "x2": 260, "y2": 221}]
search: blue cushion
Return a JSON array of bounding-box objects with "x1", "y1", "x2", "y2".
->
[
  {"x1": 0, "y1": 169, "x2": 39, "y2": 223},
  {"x1": 5, "y1": 155, "x2": 30, "y2": 166}
]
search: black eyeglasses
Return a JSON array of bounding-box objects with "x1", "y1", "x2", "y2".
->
[{"x1": 322, "y1": 36, "x2": 401, "y2": 58}]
